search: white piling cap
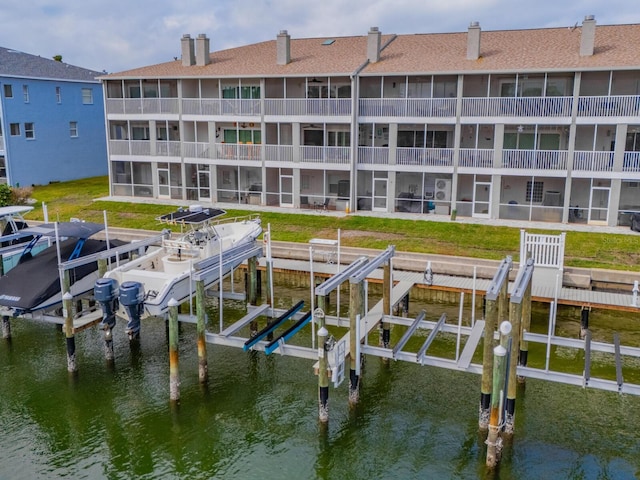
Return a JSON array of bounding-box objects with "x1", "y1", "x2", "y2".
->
[
  {"x1": 318, "y1": 326, "x2": 328, "y2": 337},
  {"x1": 499, "y1": 321, "x2": 512, "y2": 336},
  {"x1": 494, "y1": 345, "x2": 507, "y2": 356},
  {"x1": 63, "y1": 292, "x2": 73, "y2": 300},
  {"x1": 168, "y1": 298, "x2": 178, "y2": 307}
]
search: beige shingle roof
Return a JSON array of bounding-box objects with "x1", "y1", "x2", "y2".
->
[
  {"x1": 365, "y1": 24, "x2": 640, "y2": 74},
  {"x1": 103, "y1": 23, "x2": 640, "y2": 80}
]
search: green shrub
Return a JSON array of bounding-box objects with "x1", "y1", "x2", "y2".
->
[{"x1": 0, "y1": 184, "x2": 11, "y2": 206}]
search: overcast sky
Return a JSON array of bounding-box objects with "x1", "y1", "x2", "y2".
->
[{"x1": 1, "y1": 0, "x2": 640, "y2": 74}]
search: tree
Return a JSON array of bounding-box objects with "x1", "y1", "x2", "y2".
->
[{"x1": 52, "y1": 54, "x2": 63, "y2": 62}]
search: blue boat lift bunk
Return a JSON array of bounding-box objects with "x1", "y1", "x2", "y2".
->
[{"x1": 243, "y1": 300, "x2": 305, "y2": 351}]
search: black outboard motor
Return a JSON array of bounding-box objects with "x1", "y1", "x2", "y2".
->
[
  {"x1": 120, "y1": 281, "x2": 145, "y2": 340},
  {"x1": 94, "y1": 278, "x2": 119, "y2": 331}
]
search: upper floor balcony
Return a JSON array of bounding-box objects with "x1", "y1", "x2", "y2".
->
[
  {"x1": 359, "y1": 98, "x2": 456, "y2": 118},
  {"x1": 502, "y1": 149, "x2": 568, "y2": 170},
  {"x1": 106, "y1": 98, "x2": 179, "y2": 115},
  {"x1": 623, "y1": 152, "x2": 640, "y2": 172},
  {"x1": 396, "y1": 147, "x2": 454, "y2": 167},
  {"x1": 182, "y1": 98, "x2": 261, "y2": 117},
  {"x1": 573, "y1": 151, "x2": 614, "y2": 172},
  {"x1": 577, "y1": 95, "x2": 640, "y2": 117},
  {"x1": 458, "y1": 148, "x2": 494, "y2": 168},
  {"x1": 264, "y1": 99, "x2": 351, "y2": 117},
  {"x1": 461, "y1": 97, "x2": 573, "y2": 118},
  {"x1": 104, "y1": 93, "x2": 640, "y2": 122},
  {"x1": 0, "y1": 134, "x2": 4, "y2": 152}
]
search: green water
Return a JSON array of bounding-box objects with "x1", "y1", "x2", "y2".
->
[{"x1": 0, "y1": 284, "x2": 639, "y2": 479}]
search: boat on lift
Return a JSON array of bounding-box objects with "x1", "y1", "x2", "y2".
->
[
  {"x1": 95, "y1": 205, "x2": 262, "y2": 337},
  {"x1": 0, "y1": 221, "x2": 125, "y2": 316},
  {"x1": 0, "y1": 205, "x2": 33, "y2": 245}
]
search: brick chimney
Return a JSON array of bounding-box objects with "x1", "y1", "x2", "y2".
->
[
  {"x1": 196, "y1": 34, "x2": 210, "y2": 66},
  {"x1": 367, "y1": 27, "x2": 381, "y2": 63},
  {"x1": 181, "y1": 34, "x2": 195, "y2": 66},
  {"x1": 580, "y1": 15, "x2": 596, "y2": 56},
  {"x1": 277, "y1": 30, "x2": 291, "y2": 65},
  {"x1": 467, "y1": 21, "x2": 481, "y2": 60}
]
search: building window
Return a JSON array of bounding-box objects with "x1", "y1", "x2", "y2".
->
[
  {"x1": 56, "y1": 86, "x2": 62, "y2": 104},
  {"x1": 82, "y1": 88, "x2": 93, "y2": 104},
  {"x1": 526, "y1": 181, "x2": 544, "y2": 203},
  {"x1": 70, "y1": 121, "x2": 78, "y2": 137},
  {"x1": 24, "y1": 122, "x2": 35, "y2": 139},
  {"x1": 3, "y1": 84, "x2": 12, "y2": 98},
  {"x1": 23, "y1": 85, "x2": 29, "y2": 103},
  {"x1": 10, "y1": 123, "x2": 20, "y2": 136}
]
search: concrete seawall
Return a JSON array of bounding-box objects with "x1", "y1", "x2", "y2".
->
[{"x1": 99, "y1": 227, "x2": 638, "y2": 293}]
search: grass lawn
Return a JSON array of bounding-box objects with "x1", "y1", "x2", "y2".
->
[{"x1": 22, "y1": 176, "x2": 640, "y2": 272}]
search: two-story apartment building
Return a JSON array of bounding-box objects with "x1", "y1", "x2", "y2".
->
[
  {"x1": 0, "y1": 47, "x2": 107, "y2": 186},
  {"x1": 101, "y1": 17, "x2": 640, "y2": 228}
]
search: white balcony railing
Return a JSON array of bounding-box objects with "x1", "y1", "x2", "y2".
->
[
  {"x1": 359, "y1": 98, "x2": 456, "y2": 117},
  {"x1": 458, "y1": 148, "x2": 494, "y2": 168},
  {"x1": 213, "y1": 143, "x2": 262, "y2": 161},
  {"x1": 183, "y1": 142, "x2": 213, "y2": 160},
  {"x1": 109, "y1": 140, "x2": 130, "y2": 155},
  {"x1": 156, "y1": 141, "x2": 181, "y2": 157},
  {"x1": 573, "y1": 151, "x2": 614, "y2": 171},
  {"x1": 130, "y1": 140, "x2": 151, "y2": 156},
  {"x1": 264, "y1": 98, "x2": 351, "y2": 116},
  {"x1": 181, "y1": 98, "x2": 261, "y2": 116},
  {"x1": 106, "y1": 98, "x2": 179, "y2": 115},
  {"x1": 502, "y1": 150, "x2": 568, "y2": 170},
  {"x1": 300, "y1": 146, "x2": 350, "y2": 164},
  {"x1": 623, "y1": 152, "x2": 640, "y2": 172},
  {"x1": 578, "y1": 95, "x2": 640, "y2": 117},
  {"x1": 0, "y1": 134, "x2": 4, "y2": 151},
  {"x1": 461, "y1": 96, "x2": 573, "y2": 117},
  {"x1": 265, "y1": 145, "x2": 295, "y2": 163},
  {"x1": 396, "y1": 147, "x2": 454, "y2": 167},
  {"x1": 357, "y1": 146, "x2": 390, "y2": 165}
]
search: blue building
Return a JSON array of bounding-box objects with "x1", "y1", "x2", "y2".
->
[{"x1": 0, "y1": 47, "x2": 107, "y2": 187}]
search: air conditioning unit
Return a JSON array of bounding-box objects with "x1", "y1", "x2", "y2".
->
[{"x1": 434, "y1": 178, "x2": 452, "y2": 201}]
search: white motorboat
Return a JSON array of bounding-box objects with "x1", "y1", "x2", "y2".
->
[{"x1": 96, "y1": 205, "x2": 261, "y2": 337}]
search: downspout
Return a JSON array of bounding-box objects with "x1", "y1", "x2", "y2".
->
[
  {"x1": 349, "y1": 34, "x2": 398, "y2": 212},
  {"x1": 0, "y1": 82, "x2": 12, "y2": 186},
  {"x1": 100, "y1": 78, "x2": 113, "y2": 197}
]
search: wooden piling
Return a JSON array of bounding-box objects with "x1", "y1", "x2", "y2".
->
[
  {"x1": 248, "y1": 257, "x2": 258, "y2": 306},
  {"x1": 504, "y1": 300, "x2": 523, "y2": 434},
  {"x1": 518, "y1": 281, "x2": 532, "y2": 383},
  {"x1": 63, "y1": 292, "x2": 77, "y2": 373},
  {"x1": 580, "y1": 306, "x2": 590, "y2": 339},
  {"x1": 104, "y1": 327, "x2": 114, "y2": 362},
  {"x1": 349, "y1": 280, "x2": 363, "y2": 405},
  {"x1": 316, "y1": 307, "x2": 329, "y2": 423},
  {"x1": 486, "y1": 344, "x2": 508, "y2": 468},
  {"x1": 1, "y1": 315, "x2": 11, "y2": 340},
  {"x1": 195, "y1": 279, "x2": 208, "y2": 384},
  {"x1": 168, "y1": 298, "x2": 180, "y2": 401},
  {"x1": 97, "y1": 258, "x2": 108, "y2": 277},
  {"x1": 479, "y1": 297, "x2": 497, "y2": 429}
]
